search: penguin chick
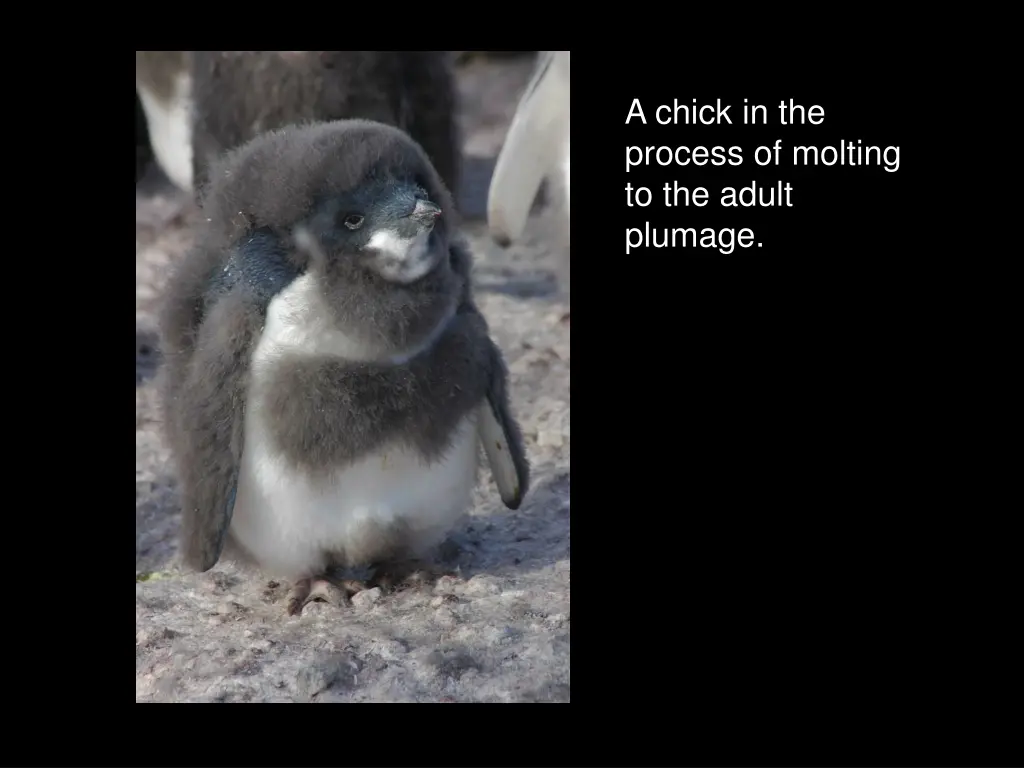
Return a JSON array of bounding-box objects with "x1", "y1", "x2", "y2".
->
[
  {"x1": 189, "y1": 51, "x2": 461, "y2": 209},
  {"x1": 159, "y1": 119, "x2": 529, "y2": 616},
  {"x1": 136, "y1": 51, "x2": 193, "y2": 191},
  {"x1": 487, "y1": 50, "x2": 570, "y2": 249}
]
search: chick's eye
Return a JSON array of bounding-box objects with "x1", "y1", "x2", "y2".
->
[{"x1": 343, "y1": 214, "x2": 364, "y2": 230}]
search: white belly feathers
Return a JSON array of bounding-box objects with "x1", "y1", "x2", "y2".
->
[{"x1": 228, "y1": 274, "x2": 480, "y2": 578}]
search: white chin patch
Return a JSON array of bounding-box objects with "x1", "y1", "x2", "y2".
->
[{"x1": 367, "y1": 228, "x2": 435, "y2": 283}]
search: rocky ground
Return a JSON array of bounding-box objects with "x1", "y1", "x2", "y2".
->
[{"x1": 135, "y1": 55, "x2": 571, "y2": 702}]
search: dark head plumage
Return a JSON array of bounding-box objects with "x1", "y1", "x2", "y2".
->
[
  {"x1": 201, "y1": 119, "x2": 456, "y2": 247},
  {"x1": 188, "y1": 119, "x2": 463, "y2": 359}
]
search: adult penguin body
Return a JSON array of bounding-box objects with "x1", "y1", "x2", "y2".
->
[
  {"x1": 189, "y1": 52, "x2": 461, "y2": 206},
  {"x1": 135, "y1": 51, "x2": 193, "y2": 190},
  {"x1": 487, "y1": 50, "x2": 570, "y2": 291}
]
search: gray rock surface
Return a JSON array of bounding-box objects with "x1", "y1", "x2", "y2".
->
[{"x1": 135, "y1": 55, "x2": 570, "y2": 703}]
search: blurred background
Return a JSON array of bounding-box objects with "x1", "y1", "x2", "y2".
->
[{"x1": 136, "y1": 51, "x2": 555, "y2": 220}]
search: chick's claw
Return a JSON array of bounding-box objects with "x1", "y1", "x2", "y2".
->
[{"x1": 285, "y1": 576, "x2": 367, "y2": 615}]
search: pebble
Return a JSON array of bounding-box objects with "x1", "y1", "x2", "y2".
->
[
  {"x1": 464, "y1": 575, "x2": 502, "y2": 597},
  {"x1": 351, "y1": 587, "x2": 382, "y2": 611},
  {"x1": 433, "y1": 575, "x2": 461, "y2": 595},
  {"x1": 296, "y1": 654, "x2": 358, "y2": 698},
  {"x1": 374, "y1": 640, "x2": 409, "y2": 660},
  {"x1": 433, "y1": 607, "x2": 459, "y2": 627},
  {"x1": 537, "y1": 429, "x2": 564, "y2": 448}
]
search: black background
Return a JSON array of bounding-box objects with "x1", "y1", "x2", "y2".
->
[{"x1": 557, "y1": 48, "x2": 1010, "y2": 766}]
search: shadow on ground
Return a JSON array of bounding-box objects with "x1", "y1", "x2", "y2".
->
[{"x1": 446, "y1": 471, "x2": 570, "y2": 580}]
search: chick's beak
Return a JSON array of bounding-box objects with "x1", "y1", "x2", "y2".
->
[{"x1": 411, "y1": 199, "x2": 442, "y2": 226}]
